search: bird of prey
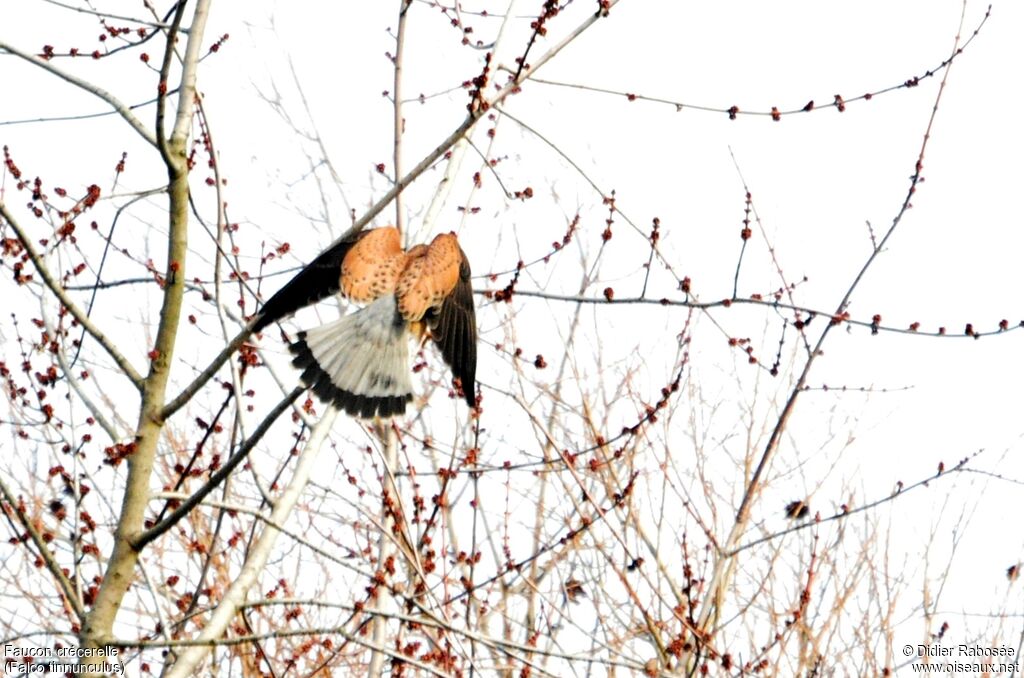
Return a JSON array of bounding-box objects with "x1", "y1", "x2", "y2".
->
[{"x1": 251, "y1": 226, "x2": 477, "y2": 419}]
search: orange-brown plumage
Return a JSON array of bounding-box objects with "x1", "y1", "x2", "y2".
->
[
  {"x1": 396, "y1": 233, "x2": 462, "y2": 321},
  {"x1": 340, "y1": 227, "x2": 405, "y2": 303},
  {"x1": 340, "y1": 227, "x2": 464, "y2": 320},
  {"x1": 254, "y1": 226, "x2": 477, "y2": 418}
]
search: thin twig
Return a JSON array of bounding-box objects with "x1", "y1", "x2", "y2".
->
[
  {"x1": 132, "y1": 386, "x2": 303, "y2": 549},
  {"x1": 0, "y1": 41, "x2": 157, "y2": 147},
  {"x1": 392, "y1": 0, "x2": 411, "y2": 236},
  {"x1": 692, "y1": 0, "x2": 971, "y2": 644},
  {"x1": 161, "y1": 403, "x2": 340, "y2": 678},
  {"x1": 0, "y1": 203, "x2": 145, "y2": 389},
  {"x1": 0, "y1": 474, "x2": 85, "y2": 622},
  {"x1": 40, "y1": 0, "x2": 178, "y2": 29}
]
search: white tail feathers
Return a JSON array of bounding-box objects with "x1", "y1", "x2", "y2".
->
[{"x1": 290, "y1": 296, "x2": 413, "y2": 418}]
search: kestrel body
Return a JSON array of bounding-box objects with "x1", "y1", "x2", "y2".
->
[
  {"x1": 339, "y1": 227, "x2": 407, "y2": 303},
  {"x1": 252, "y1": 226, "x2": 477, "y2": 418}
]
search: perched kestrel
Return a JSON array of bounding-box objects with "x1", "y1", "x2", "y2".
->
[{"x1": 252, "y1": 226, "x2": 477, "y2": 418}]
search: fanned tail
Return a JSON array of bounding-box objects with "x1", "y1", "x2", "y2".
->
[{"x1": 290, "y1": 296, "x2": 412, "y2": 418}]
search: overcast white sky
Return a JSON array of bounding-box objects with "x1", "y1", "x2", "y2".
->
[
  {"x1": 2, "y1": 0, "x2": 1022, "y2": 669},
  {"x1": 217, "y1": 0, "x2": 1024, "y2": 602}
]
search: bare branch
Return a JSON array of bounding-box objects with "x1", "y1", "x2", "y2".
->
[
  {"x1": 0, "y1": 474, "x2": 85, "y2": 622},
  {"x1": 692, "y1": 2, "x2": 972, "y2": 644},
  {"x1": 132, "y1": 386, "x2": 303, "y2": 550},
  {"x1": 0, "y1": 40, "x2": 158, "y2": 147},
  {"x1": 0, "y1": 203, "x2": 145, "y2": 389},
  {"x1": 40, "y1": 0, "x2": 178, "y2": 29},
  {"x1": 162, "y1": 404, "x2": 340, "y2": 678}
]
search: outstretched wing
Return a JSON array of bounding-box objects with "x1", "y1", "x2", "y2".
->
[
  {"x1": 427, "y1": 250, "x2": 477, "y2": 408},
  {"x1": 252, "y1": 229, "x2": 369, "y2": 332}
]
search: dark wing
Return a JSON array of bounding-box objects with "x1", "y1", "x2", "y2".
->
[
  {"x1": 252, "y1": 229, "x2": 368, "y2": 332},
  {"x1": 428, "y1": 250, "x2": 477, "y2": 408}
]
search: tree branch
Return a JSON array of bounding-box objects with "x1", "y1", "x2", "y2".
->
[
  {"x1": 132, "y1": 385, "x2": 303, "y2": 549},
  {"x1": 0, "y1": 474, "x2": 85, "y2": 623},
  {"x1": 0, "y1": 40, "x2": 158, "y2": 147},
  {"x1": 79, "y1": 1, "x2": 214, "y2": 665},
  {"x1": 691, "y1": 2, "x2": 970, "y2": 650},
  {"x1": 162, "y1": 404, "x2": 340, "y2": 678},
  {"x1": 0, "y1": 203, "x2": 145, "y2": 389}
]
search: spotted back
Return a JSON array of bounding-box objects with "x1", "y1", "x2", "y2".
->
[
  {"x1": 395, "y1": 232, "x2": 462, "y2": 321},
  {"x1": 340, "y1": 226, "x2": 406, "y2": 303}
]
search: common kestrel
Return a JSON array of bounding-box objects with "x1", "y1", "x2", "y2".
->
[{"x1": 252, "y1": 226, "x2": 477, "y2": 418}]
